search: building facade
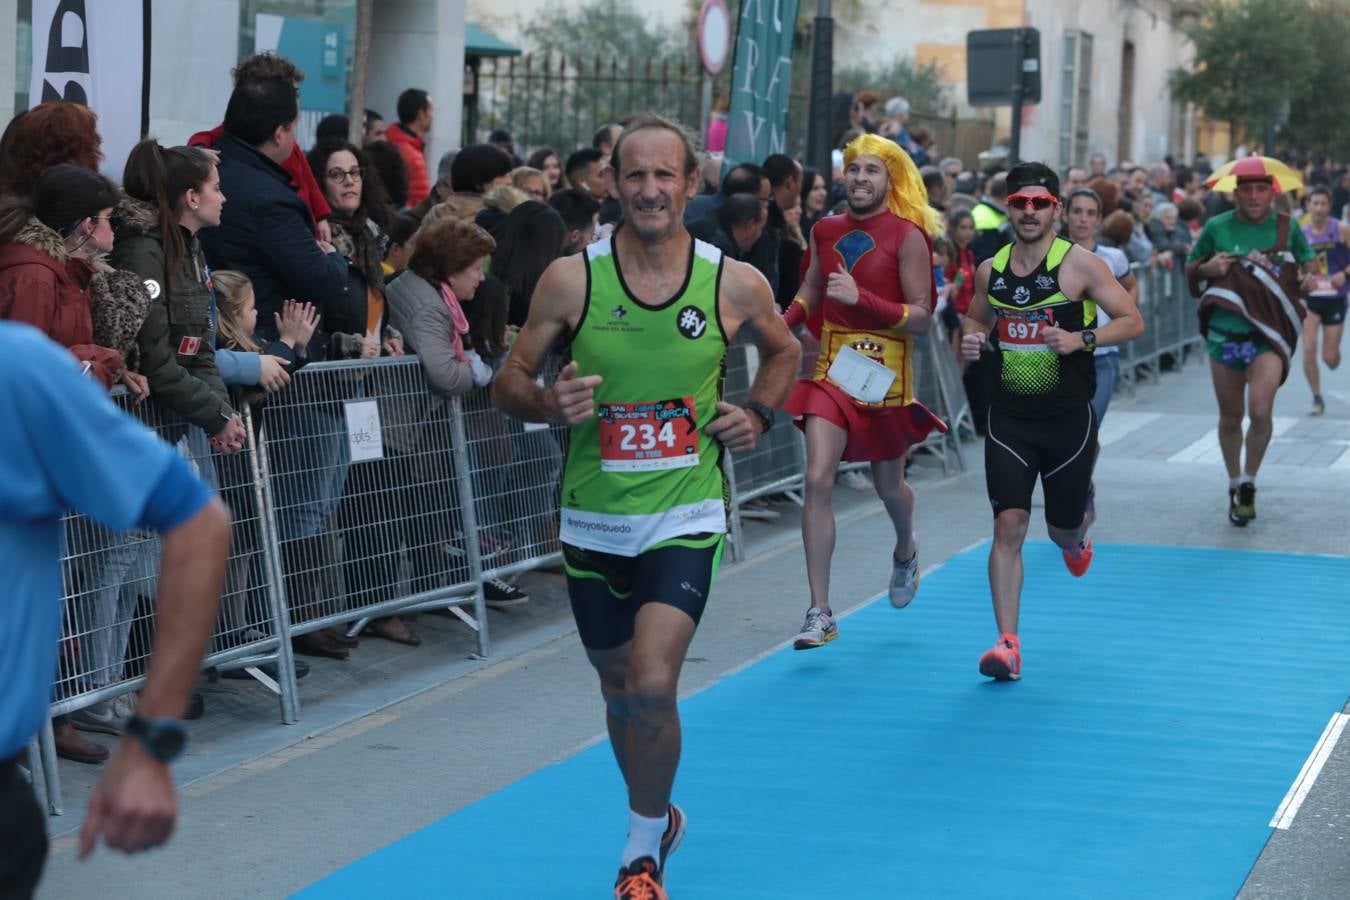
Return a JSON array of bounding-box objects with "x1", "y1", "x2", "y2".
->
[
  {"x1": 0, "y1": 0, "x2": 466, "y2": 177},
  {"x1": 837, "y1": 0, "x2": 1194, "y2": 169}
]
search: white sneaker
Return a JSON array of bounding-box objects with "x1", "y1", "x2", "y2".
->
[
  {"x1": 70, "y1": 700, "x2": 125, "y2": 736},
  {"x1": 837, "y1": 469, "x2": 872, "y2": 491},
  {"x1": 889, "y1": 543, "x2": 920, "y2": 608},
  {"x1": 793, "y1": 607, "x2": 838, "y2": 650}
]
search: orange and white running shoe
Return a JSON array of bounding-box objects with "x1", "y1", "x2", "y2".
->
[
  {"x1": 614, "y1": 856, "x2": 666, "y2": 899},
  {"x1": 978, "y1": 632, "x2": 1022, "y2": 681},
  {"x1": 659, "y1": 804, "x2": 686, "y2": 872},
  {"x1": 1063, "y1": 538, "x2": 1093, "y2": 577}
]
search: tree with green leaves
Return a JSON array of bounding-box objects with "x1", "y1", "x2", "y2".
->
[
  {"x1": 480, "y1": 0, "x2": 697, "y2": 152},
  {"x1": 834, "y1": 56, "x2": 950, "y2": 116},
  {"x1": 1171, "y1": 0, "x2": 1350, "y2": 156}
]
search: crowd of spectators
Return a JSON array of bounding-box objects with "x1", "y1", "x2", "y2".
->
[{"x1": 10, "y1": 56, "x2": 1332, "y2": 770}]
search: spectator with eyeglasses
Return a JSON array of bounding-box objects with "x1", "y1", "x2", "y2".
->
[
  {"x1": 511, "y1": 166, "x2": 550, "y2": 202},
  {"x1": 306, "y1": 137, "x2": 425, "y2": 648},
  {"x1": 0, "y1": 165, "x2": 128, "y2": 391}
]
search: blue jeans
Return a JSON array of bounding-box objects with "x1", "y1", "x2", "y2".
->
[{"x1": 1092, "y1": 352, "x2": 1120, "y2": 426}]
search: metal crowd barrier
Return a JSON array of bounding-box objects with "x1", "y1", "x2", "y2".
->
[
  {"x1": 722, "y1": 322, "x2": 970, "y2": 560},
  {"x1": 36, "y1": 332, "x2": 971, "y2": 813},
  {"x1": 35, "y1": 391, "x2": 294, "y2": 815},
  {"x1": 259, "y1": 356, "x2": 488, "y2": 652},
  {"x1": 1120, "y1": 262, "x2": 1205, "y2": 384}
]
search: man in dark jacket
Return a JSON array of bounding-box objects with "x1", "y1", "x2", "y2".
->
[
  {"x1": 764, "y1": 153, "x2": 805, "y2": 307},
  {"x1": 688, "y1": 164, "x2": 778, "y2": 287},
  {"x1": 199, "y1": 76, "x2": 355, "y2": 359},
  {"x1": 198, "y1": 76, "x2": 362, "y2": 664}
]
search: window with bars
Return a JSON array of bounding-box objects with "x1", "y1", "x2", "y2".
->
[{"x1": 1058, "y1": 30, "x2": 1093, "y2": 170}]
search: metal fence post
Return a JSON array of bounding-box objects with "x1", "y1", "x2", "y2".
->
[
  {"x1": 33, "y1": 719, "x2": 62, "y2": 816},
  {"x1": 247, "y1": 401, "x2": 301, "y2": 725},
  {"x1": 923, "y1": 324, "x2": 970, "y2": 473},
  {"x1": 448, "y1": 396, "x2": 491, "y2": 658},
  {"x1": 722, "y1": 447, "x2": 747, "y2": 563}
]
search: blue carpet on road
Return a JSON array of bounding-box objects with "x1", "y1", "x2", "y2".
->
[{"x1": 297, "y1": 543, "x2": 1350, "y2": 899}]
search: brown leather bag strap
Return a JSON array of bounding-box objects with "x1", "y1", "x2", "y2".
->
[{"x1": 1274, "y1": 213, "x2": 1291, "y2": 252}]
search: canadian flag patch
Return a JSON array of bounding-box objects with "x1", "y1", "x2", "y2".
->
[{"x1": 178, "y1": 336, "x2": 201, "y2": 356}]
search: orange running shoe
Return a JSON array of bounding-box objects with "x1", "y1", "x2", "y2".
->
[
  {"x1": 978, "y1": 633, "x2": 1021, "y2": 681},
  {"x1": 659, "y1": 803, "x2": 686, "y2": 872},
  {"x1": 614, "y1": 856, "x2": 666, "y2": 899},
  {"x1": 1063, "y1": 538, "x2": 1093, "y2": 577}
]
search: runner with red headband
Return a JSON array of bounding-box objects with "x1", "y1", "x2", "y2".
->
[
  {"x1": 783, "y1": 134, "x2": 946, "y2": 650},
  {"x1": 960, "y1": 162, "x2": 1143, "y2": 681}
]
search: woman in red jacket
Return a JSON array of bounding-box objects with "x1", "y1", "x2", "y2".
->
[{"x1": 0, "y1": 164, "x2": 143, "y2": 393}]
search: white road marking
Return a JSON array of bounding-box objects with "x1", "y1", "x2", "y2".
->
[
  {"x1": 1270, "y1": 712, "x2": 1349, "y2": 830},
  {"x1": 1168, "y1": 416, "x2": 1297, "y2": 464},
  {"x1": 1332, "y1": 446, "x2": 1350, "y2": 471},
  {"x1": 1098, "y1": 411, "x2": 1162, "y2": 447}
]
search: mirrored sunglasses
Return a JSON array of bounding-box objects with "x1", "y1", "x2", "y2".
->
[{"x1": 1007, "y1": 193, "x2": 1056, "y2": 210}]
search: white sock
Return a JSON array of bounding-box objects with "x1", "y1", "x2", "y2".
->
[
  {"x1": 1229, "y1": 477, "x2": 1241, "y2": 489},
  {"x1": 1240, "y1": 474, "x2": 1255, "y2": 487},
  {"x1": 621, "y1": 809, "x2": 668, "y2": 868}
]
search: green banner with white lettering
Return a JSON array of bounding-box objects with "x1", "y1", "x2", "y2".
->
[{"x1": 722, "y1": 0, "x2": 801, "y2": 171}]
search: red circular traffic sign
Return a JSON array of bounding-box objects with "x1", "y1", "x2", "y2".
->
[{"x1": 698, "y1": 0, "x2": 731, "y2": 75}]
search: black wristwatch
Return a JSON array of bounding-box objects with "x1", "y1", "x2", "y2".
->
[
  {"x1": 1081, "y1": 329, "x2": 1097, "y2": 352},
  {"x1": 124, "y1": 715, "x2": 189, "y2": 763},
  {"x1": 744, "y1": 401, "x2": 774, "y2": 433}
]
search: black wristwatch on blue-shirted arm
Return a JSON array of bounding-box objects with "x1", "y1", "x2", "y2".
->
[
  {"x1": 744, "y1": 401, "x2": 774, "y2": 433},
  {"x1": 124, "y1": 715, "x2": 189, "y2": 763}
]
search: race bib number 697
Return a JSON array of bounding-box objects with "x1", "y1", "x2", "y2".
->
[
  {"x1": 598, "y1": 398, "x2": 700, "y2": 472},
  {"x1": 997, "y1": 308, "x2": 1056, "y2": 350}
]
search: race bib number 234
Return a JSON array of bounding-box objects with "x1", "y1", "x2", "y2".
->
[{"x1": 598, "y1": 398, "x2": 700, "y2": 472}]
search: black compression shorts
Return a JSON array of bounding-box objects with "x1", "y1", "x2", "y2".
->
[
  {"x1": 1307, "y1": 294, "x2": 1348, "y2": 327},
  {"x1": 985, "y1": 403, "x2": 1098, "y2": 530},
  {"x1": 562, "y1": 533, "x2": 726, "y2": 651}
]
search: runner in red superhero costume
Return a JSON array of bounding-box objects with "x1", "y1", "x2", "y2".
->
[{"x1": 782, "y1": 134, "x2": 946, "y2": 650}]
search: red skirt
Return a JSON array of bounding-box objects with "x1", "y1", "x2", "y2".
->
[{"x1": 784, "y1": 378, "x2": 948, "y2": 462}]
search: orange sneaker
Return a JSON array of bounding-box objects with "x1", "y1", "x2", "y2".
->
[
  {"x1": 1063, "y1": 538, "x2": 1093, "y2": 577},
  {"x1": 659, "y1": 803, "x2": 686, "y2": 872},
  {"x1": 979, "y1": 633, "x2": 1021, "y2": 681},
  {"x1": 614, "y1": 856, "x2": 666, "y2": 899}
]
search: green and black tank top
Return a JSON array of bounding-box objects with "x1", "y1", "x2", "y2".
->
[
  {"x1": 986, "y1": 237, "x2": 1097, "y2": 418},
  {"x1": 559, "y1": 235, "x2": 729, "y2": 556}
]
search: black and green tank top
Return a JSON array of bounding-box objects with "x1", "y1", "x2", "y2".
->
[
  {"x1": 559, "y1": 235, "x2": 729, "y2": 556},
  {"x1": 986, "y1": 238, "x2": 1097, "y2": 418}
]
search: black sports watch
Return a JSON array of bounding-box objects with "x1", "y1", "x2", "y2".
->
[
  {"x1": 124, "y1": 715, "x2": 188, "y2": 763},
  {"x1": 1081, "y1": 329, "x2": 1097, "y2": 352},
  {"x1": 744, "y1": 401, "x2": 774, "y2": 433}
]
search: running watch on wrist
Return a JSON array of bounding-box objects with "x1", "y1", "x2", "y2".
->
[
  {"x1": 1081, "y1": 329, "x2": 1097, "y2": 352},
  {"x1": 124, "y1": 715, "x2": 188, "y2": 763},
  {"x1": 744, "y1": 401, "x2": 774, "y2": 433}
]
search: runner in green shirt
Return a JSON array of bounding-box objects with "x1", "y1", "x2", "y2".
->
[
  {"x1": 1186, "y1": 175, "x2": 1318, "y2": 525},
  {"x1": 493, "y1": 116, "x2": 799, "y2": 898}
]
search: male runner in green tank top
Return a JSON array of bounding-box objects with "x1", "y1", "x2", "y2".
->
[
  {"x1": 961, "y1": 162, "x2": 1143, "y2": 682},
  {"x1": 493, "y1": 115, "x2": 799, "y2": 899}
]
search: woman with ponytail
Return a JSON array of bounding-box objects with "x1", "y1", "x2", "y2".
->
[{"x1": 112, "y1": 138, "x2": 247, "y2": 453}]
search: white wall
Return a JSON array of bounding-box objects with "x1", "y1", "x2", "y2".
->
[
  {"x1": 368, "y1": 0, "x2": 464, "y2": 164},
  {"x1": 0, "y1": 0, "x2": 16, "y2": 127},
  {"x1": 147, "y1": 0, "x2": 239, "y2": 146},
  {"x1": 1018, "y1": 0, "x2": 1181, "y2": 168}
]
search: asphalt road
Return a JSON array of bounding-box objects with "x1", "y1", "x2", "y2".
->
[{"x1": 34, "y1": 349, "x2": 1350, "y2": 899}]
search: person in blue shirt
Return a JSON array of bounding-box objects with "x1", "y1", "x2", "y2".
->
[{"x1": 0, "y1": 321, "x2": 231, "y2": 897}]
